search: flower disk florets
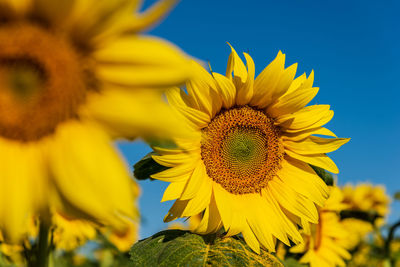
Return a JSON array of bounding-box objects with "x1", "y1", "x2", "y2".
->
[{"x1": 201, "y1": 105, "x2": 283, "y2": 194}]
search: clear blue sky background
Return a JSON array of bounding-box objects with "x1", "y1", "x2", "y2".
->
[{"x1": 118, "y1": 0, "x2": 400, "y2": 239}]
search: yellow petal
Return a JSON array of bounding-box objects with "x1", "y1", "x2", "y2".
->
[
  {"x1": 213, "y1": 72, "x2": 236, "y2": 109},
  {"x1": 299, "y1": 70, "x2": 314, "y2": 90},
  {"x1": 226, "y1": 43, "x2": 247, "y2": 83},
  {"x1": 67, "y1": 0, "x2": 138, "y2": 43},
  {"x1": 96, "y1": 61, "x2": 189, "y2": 89},
  {"x1": 180, "y1": 162, "x2": 207, "y2": 200},
  {"x1": 282, "y1": 127, "x2": 337, "y2": 142},
  {"x1": 285, "y1": 150, "x2": 339, "y2": 174},
  {"x1": 276, "y1": 105, "x2": 333, "y2": 132},
  {"x1": 83, "y1": 88, "x2": 195, "y2": 140},
  {"x1": 161, "y1": 181, "x2": 187, "y2": 202},
  {"x1": 185, "y1": 61, "x2": 219, "y2": 117},
  {"x1": 165, "y1": 87, "x2": 188, "y2": 107},
  {"x1": 277, "y1": 158, "x2": 329, "y2": 205},
  {"x1": 0, "y1": 140, "x2": 45, "y2": 242},
  {"x1": 151, "y1": 160, "x2": 197, "y2": 182},
  {"x1": 48, "y1": 121, "x2": 136, "y2": 231},
  {"x1": 236, "y1": 53, "x2": 255, "y2": 105},
  {"x1": 284, "y1": 73, "x2": 307, "y2": 96},
  {"x1": 194, "y1": 195, "x2": 222, "y2": 234},
  {"x1": 242, "y1": 224, "x2": 260, "y2": 254},
  {"x1": 181, "y1": 175, "x2": 212, "y2": 216},
  {"x1": 244, "y1": 195, "x2": 276, "y2": 250},
  {"x1": 262, "y1": 190, "x2": 303, "y2": 244},
  {"x1": 173, "y1": 105, "x2": 211, "y2": 129},
  {"x1": 267, "y1": 87, "x2": 319, "y2": 117},
  {"x1": 213, "y1": 183, "x2": 233, "y2": 230},
  {"x1": 251, "y1": 51, "x2": 285, "y2": 108},
  {"x1": 164, "y1": 199, "x2": 189, "y2": 222},
  {"x1": 284, "y1": 137, "x2": 350, "y2": 155},
  {"x1": 152, "y1": 153, "x2": 196, "y2": 168},
  {"x1": 94, "y1": 36, "x2": 189, "y2": 70},
  {"x1": 123, "y1": 0, "x2": 177, "y2": 32},
  {"x1": 271, "y1": 63, "x2": 298, "y2": 103},
  {"x1": 269, "y1": 179, "x2": 318, "y2": 223}
]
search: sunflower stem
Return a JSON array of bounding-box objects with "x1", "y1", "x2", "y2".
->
[{"x1": 35, "y1": 221, "x2": 50, "y2": 267}]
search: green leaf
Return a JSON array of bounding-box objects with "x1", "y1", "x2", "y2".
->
[
  {"x1": 394, "y1": 192, "x2": 400, "y2": 201},
  {"x1": 130, "y1": 230, "x2": 283, "y2": 267},
  {"x1": 310, "y1": 165, "x2": 334, "y2": 186},
  {"x1": 133, "y1": 152, "x2": 168, "y2": 181}
]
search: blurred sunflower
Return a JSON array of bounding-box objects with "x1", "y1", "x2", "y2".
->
[
  {"x1": 339, "y1": 184, "x2": 390, "y2": 250},
  {"x1": 53, "y1": 211, "x2": 137, "y2": 252},
  {"x1": 342, "y1": 183, "x2": 390, "y2": 225},
  {"x1": 151, "y1": 45, "x2": 349, "y2": 253},
  {"x1": 290, "y1": 186, "x2": 351, "y2": 267},
  {"x1": 0, "y1": 0, "x2": 192, "y2": 242}
]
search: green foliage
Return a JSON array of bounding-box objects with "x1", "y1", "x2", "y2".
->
[
  {"x1": 394, "y1": 191, "x2": 400, "y2": 201},
  {"x1": 310, "y1": 165, "x2": 334, "y2": 186},
  {"x1": 129, "y1": 230, "x2": 283, "y2": 267},
  {"x1": 133, "y1": 152, "x2": 168, "y2": 181}
]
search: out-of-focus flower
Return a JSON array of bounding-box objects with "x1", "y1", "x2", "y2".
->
[
  {"x1": 168, "y1": 214, "x2": 202, "y2": 231},
  {"x1": 0, "y1": 217, "x2": 37, "y2": 266},
  {"x1": 338, "y1": 183, "x2": 391, "y2": 250},
  {"x1": 338, "y1": 218, "x2": 373, "y2": 250},
  {"x1": 290, "y1": 187, "x2": 351, "y2": 267},
  {"x1": 342, "y1": 183, "x2": 390, "y2": 225},
  {"x1": 0, "y1": 0, "x2": 192, "y2": 242},
  {"x1": 52, "y1": 212, "x2": 97, "y2": 251},
  {"x1": 152, "y1": 45, "x2": 349, "y2": 253}
]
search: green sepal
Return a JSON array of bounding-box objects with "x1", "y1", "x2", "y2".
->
[
  {"x1": 310, "y1": 165, "x2": 334, "y2": 186},
  {"x1": 133, "y1": 152, "x2": 168, "y2": 181}
]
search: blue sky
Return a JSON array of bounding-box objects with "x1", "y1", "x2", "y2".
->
[{"x1": 119, "y1": 0, "x2": 400, "y2": 238}]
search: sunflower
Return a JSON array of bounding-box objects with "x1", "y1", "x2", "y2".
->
[
  {"x1": 151, "y1": 45, "x2": 349, "y2": 253},
  {"x1": 342, "y1": 183, "x2": 390, "y2": 224},
  {"x1": 290, "y1": 186, "x2": 351, "y2": 267},
  {"x1": 339, "y1": 183, "x2": 390, "y2": 249},
  {"x1": 0, "y1": 0, "x2": 192, "y2": 242}
]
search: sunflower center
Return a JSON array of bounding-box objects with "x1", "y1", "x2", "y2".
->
[
  {"x1": 0, "y1": 23, "x2": 89, "y2": 142},
  {"x1": 201, "y1": 105, "x2": 283, "y2": 194}
]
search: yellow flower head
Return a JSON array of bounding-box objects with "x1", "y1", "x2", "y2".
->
[
  {"x1": 0, "y1": 0, "x2": 192, "y2": 242},
  {"x1": 338, "y1": 183, "x2": 390, "y2": 249},
  {"x1": 291, "y1": 187, "x2": 352, "y2": 267},
  {"x1": 152, "y1": 45, "x2": 349, "y2": 253},
  {"x1": 342, "y1": 183, "x2": 391, "y2": 219}
]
